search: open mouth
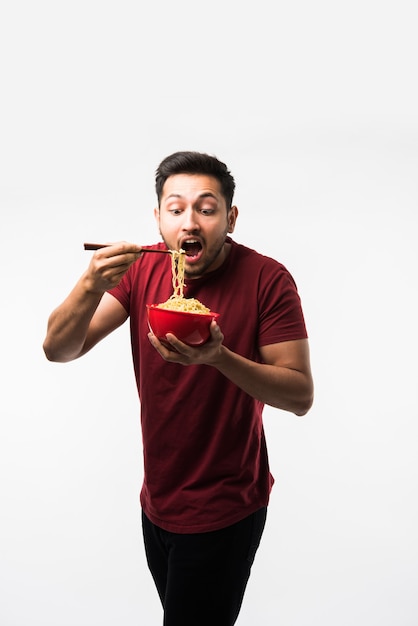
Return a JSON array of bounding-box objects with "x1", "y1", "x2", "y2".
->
[{"x1": 181, "y1": 239, "x2": 202, "y2": 258}]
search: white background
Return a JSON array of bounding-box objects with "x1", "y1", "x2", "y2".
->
[{"x1": 1, "y1": 1, "x2": 417, "y2": 624}]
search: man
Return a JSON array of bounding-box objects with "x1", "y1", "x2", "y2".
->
[{"x1": 43, "y1": 151, "x2": 313, "y2": 625}]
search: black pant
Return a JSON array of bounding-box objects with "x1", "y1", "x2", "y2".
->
[{"x1": 142, "y1": 508, "x2": 267, "y2": 626}]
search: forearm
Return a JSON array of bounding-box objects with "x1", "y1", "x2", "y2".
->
[
  {"x1": 213, "y1": 345, "x2": 314, "y2": 416},
  {"x1": 43, "y1": 273, "x2": 104, "y2": 362}
]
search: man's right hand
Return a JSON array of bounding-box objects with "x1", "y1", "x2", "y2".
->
[
  {"x1": 43, "y1": 241, "x2": 141, "y2": 362},
  {"x1": 84, "y1": 241, "x2": 142, "y2": 293}
]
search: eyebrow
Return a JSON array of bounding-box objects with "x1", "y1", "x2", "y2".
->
[{"x1": 165, "y1": 192, "x2": 218, "y2": 201}]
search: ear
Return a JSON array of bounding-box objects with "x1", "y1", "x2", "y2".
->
[
  {"x1": 227, "y1": 205, "x2": 238, "y2": 233},
  {"x1": 154, "y1": 206, "x2": 160, "y2": 226}
]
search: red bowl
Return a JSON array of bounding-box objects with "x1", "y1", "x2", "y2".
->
[{"x1": 146, "y1": 304, "x2": 220, "y2": 347}]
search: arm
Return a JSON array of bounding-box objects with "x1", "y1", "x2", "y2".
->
[
  {"x1": 213, "y1": 335, "x2": 313, "y2": 416},
  {"x1": 43, "y1": 242, "x2": 141, "y2": 362},
  {"x1": 147, "y1": 323, "x2": 314, "y2": 416}
]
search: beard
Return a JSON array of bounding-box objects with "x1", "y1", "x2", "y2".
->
[
  {"x1": 184, "y1": 238, "x2": 227, "y2": 278},
  {"x1": 159, "y1": 230, "x2": 229, "y2": 279}
]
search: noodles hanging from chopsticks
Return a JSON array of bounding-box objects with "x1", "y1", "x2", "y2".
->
[{"x1": 157, "y1": 249, "x2": 211, "y2": 314}]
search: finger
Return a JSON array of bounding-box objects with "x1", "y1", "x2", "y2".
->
[
  {"x1": 93, "y1": 242, "x2": 141, "y2": 262},
  {"x1": 148, "y1": 332, "x2": 173, "y2": 354},
  {"x1": 164, "y1": 333, "x2": 192, "y2": 355},
  {"x1": 148, "y1": 333, "x2": 186, "y2": 363},
  {"x1": 94, "y1": 250, "x2": 141, "y2": 267},
  {"x1": 210, "y1": 321, "x2": 223, "y2": 341},
  {"x1": 94, "y1": 241, "x2": 142, "y2": 255}
]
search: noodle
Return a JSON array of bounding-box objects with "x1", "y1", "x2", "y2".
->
[
  {"x1": 157, "y1": 249, "x2": 211, "y2": 314},
  {"x1": 158, "y1": 296, "x2": 210, "y2": 314},
  {"x1": 171, "y1": 249, "x2": 185, "y2": 298}
]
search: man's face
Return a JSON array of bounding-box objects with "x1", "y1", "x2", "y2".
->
[{"x1": 154, "y1": 173, "x2": 238, "y2": 279}]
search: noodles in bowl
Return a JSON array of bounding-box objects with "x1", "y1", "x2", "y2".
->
[
  {"x1": 146, "y1": 249, "x2": 219, "y2": 346},
  {"x1": 147, "y1": 305, "x2": 219, "y2": 347},
  {"x1": 156, "y1": 296, "x2": 210, "y2": 314}
]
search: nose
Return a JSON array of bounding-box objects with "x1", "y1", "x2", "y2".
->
[{"x1": 182, "y1": 207, "x2": 200, "y2": 232}]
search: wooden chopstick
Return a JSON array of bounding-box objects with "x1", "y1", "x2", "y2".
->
[{"x1": 83, "y1": 243, "x2": 171, "y2": 253}]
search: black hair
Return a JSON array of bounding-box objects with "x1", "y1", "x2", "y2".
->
[{"x1": 155, "y1": 151, "x2": 235, "y2": 208}]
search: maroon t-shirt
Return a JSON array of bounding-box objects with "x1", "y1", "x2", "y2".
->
[{"x1": 109, "y1": 238, "x2": 308, "y2": 533}]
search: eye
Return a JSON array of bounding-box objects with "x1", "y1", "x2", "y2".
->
[
  {"x1": 169, "y1": 207, "x2": 183, "y2": 215},
  {"x1": 200, "y1": 207, "x2": 216, "y2": 216}
]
